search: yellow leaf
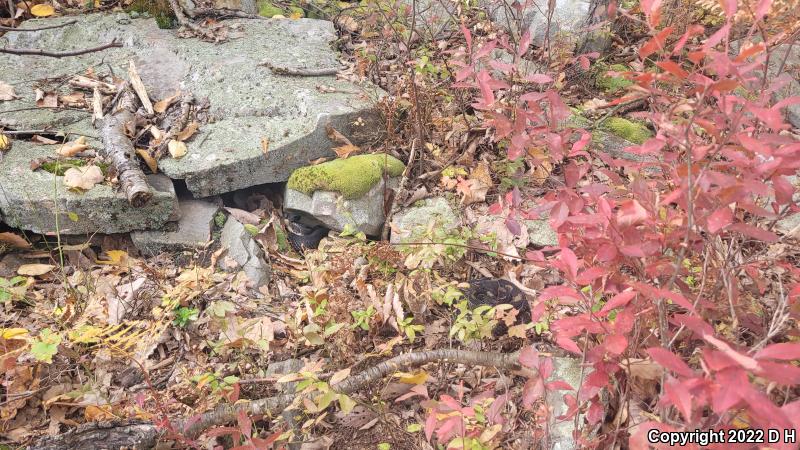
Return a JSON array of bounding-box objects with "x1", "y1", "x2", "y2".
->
[
  {"x1": 30, "y1": 3, "x2": 55, "y2": 16},
  {"x1": 17, "y1": 263, "x2": 55, "y2": 276},
  {"x1": 136, "y1": 149, "x2": 158, "y2": 173},
  {"x1": 168, "y1": 139, "x2": 187, "y2": 158},
  {"x1": 392, "y1": 371, "x2": 429, "y2": 385},
  {"x1": 289, "y1": 11, "x2": 303, "y2": 19},
  {"x1": 0, "y1": 133, "x2": 10, "y2": 151},
  {"x1": 95, "y1": 250, "x2": 128, "y2": 266},
  {"x1": 85, "y1": 405, "x2": 115, "y2": 421},
  {"x1": 1, "y1": 328, "x2": 30, "y2": 340}
]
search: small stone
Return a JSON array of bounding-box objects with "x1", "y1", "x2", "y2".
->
[
  {"x1": 218, "y1": 217, "x2": 270, "y2": 288},
  {"x1": 389, "y1": 197, "x2": 459, "y2": 244},
  {"x1": 131, "y1": 199, "x2": 220, "y2": 255}
]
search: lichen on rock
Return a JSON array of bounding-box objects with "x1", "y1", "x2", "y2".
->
[
  {"x1": 599, "y1": 117, "x2": 652, "y2": 144},
  {"x1": 287, "y1": 154, "x2": 405, "y2": 199}
]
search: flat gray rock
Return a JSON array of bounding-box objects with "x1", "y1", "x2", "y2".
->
[
  {"x1": 1, "y1": 14, "x2": 383, "y2": 197},
  {"x1": 218, "y1": 217, "x2": 270, "y2": 288},
  {"x1": 0, "y1": 141, "x2": 179, "y2": 235},
  {"x1": 389, "y1": 197, "x2": 459, "y2": 244},
  {"x1": 131, "y1": 199, "x2": 219, "y2": 255}
]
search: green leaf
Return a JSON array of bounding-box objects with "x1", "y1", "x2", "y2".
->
[
  {"x1": 406, "y1": 423, "x2": 421, "y2": 433},
  {"x1": 31, "y1": 328, "x2": 61, "y2": 363},
  {"x1": 316, "y1": 389, "x2": 337, "y2": 411},
  {"x1": 67, "y1": 211, "x2": 79, "y2": 222},
  {"x1": 324, "y1": 322, "x2": 345, "y2": 337},
  {"x1": 378, "y1": 443, "x2": 391, "y2": 450}
]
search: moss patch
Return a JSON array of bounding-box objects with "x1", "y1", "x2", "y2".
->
[
  {"x1": 600, "y1": 117, "x2": 652, "y2": 144},
  {"x1": 596, "y1": 63, "x2": 633, "y2": 93},
  {"x1": 257, "y1": 1, "x2": 285, "y2": 17},
  {"x1": 288, "y1": 154, "x2": 405, "y2": 199}
]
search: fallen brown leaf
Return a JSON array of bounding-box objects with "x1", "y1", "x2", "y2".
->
[
  {"x1": 136, "y1": 149, "x2": 158, "y2": 173},
  {"x1": 17, "y1": 263, "x2": 55, "y2": 276},
  {"x1": 153, "y1": 91, "x2": 181, "y2": 113},
  {"x1": 56, "y1": 137, "x2": 88, "y2": 157},
  {"x1": 333, "y1": 143, "x2": 360, "y2": 158},
  {"x1": 63, "y1": 165, "x2": 104, "y2": 190},
  {"x1": 176, "y1": 122, "x2": 199, "y2": 141},
  {"x1": 0, "y1": 232, "x2": 30, "y2": 248},
  {"x1": 0, "y1": 81, "x2": 19, "y2": 101},
  {"x1": 168, "y1": 140, "x2": 187, "y2": 158}
]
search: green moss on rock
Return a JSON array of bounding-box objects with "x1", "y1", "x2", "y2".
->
[
  {"x1": 257, "y1": 1, "x2": 285, "y2": 17},
  {"x1": 600, "y1": 117, "x2": 652, "y2": 144},
  {"x1": 596, "y1": 63, "x2": 633, "y2": 93},
  {"x1": 288, "y1": 154, "x2": 405, "y2": 199}
]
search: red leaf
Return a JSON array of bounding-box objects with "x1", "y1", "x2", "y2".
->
[
  {"x1": 460, "y1": 23, "x2": 472, "y2": 53},
  {"x1": 754, "y1": 0, "x2": 772, "y2": 19},
  {"x1": 549, "y1": 201, "x2": 569, "y2": 229},
  {"x1": 616, "y1": 199, "x2": 648, "y2": 227},
  {"x1": 558, "y1": 247, "x2": 579, "y2": 280},
  {"x1": 656, "y1": 60, "x2": 688, "y2": 78},
  {"x1": 424, "y1": 410, "x2": 436, "y2": 441},
  {"x1": 756, "y1": 343, "x2": 800, "y2": 361},
  {"x1": 526, "y1": 73, "x2": 553, "y2": 84},
  {"x1": 519, "y1": 346, "x2": 539, "y2": 369},
  {"x1": 647, "y1": 347, "x2": 695, "y2": 377},
  {"x1": 728, "y1": 222, "x2": 779, "y2": 242},
  {"x1": 518, "y1": 30, "x2": 532, "y2": 56},
  {"x1": 706, "y1": 206, "x2": 734, "y2": 233},
  {"x1": 556, "y1": 336, "x2": 582, "y2": 354},
  {"x1": 664, "y1": 378, "x2": 693, "y2": 420},
  {"x1": 596, "y1": 243, "x2": 618, "y2": 262},
  {"x1": 547, "y1": 380, "x2": 574, "y2": 391},
  {"x1": 640, "y1": 0, "x2": 663, "y2": 26},
  {"x1": 522, "y1": 377, "x2": 544, "y2": 409},
  {"x1": 599, "y1": 290, "x2": 637, "y2": 315},
  {"x1": 604, "y1": 334, "x2": 628, "y2": 355},
  {"x1": 640, "y1": 27, "x2": 673, "y2": 59},
  {"x1": 476, "y1": 70, "x2": 495, "y2": 106}
]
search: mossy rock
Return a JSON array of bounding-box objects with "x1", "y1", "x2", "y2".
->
[
  {"x1": 126, "y1": 0, "x2": 176, "y2": 28},
  {"x1": 596, "y1": 63, "x2": 633, "y2": 93},
  {"x1": 257, "y1": 0, "x2": 285, "y2": 17},
  {"x1": 287, "y1": 154, "x2": 405, "y2": 199},
  {"x1": 599, "y1": 117, "x2": 652, "y2": 144}
]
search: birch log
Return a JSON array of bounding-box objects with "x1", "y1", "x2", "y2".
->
[{"x1": 100, "y1": 88, "x2": 153, "y2": 207}]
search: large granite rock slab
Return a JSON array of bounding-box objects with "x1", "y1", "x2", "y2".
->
[
  {"x1": 1, "y1": 14, "x2": 384, "y2": 197},
  {"x1": 0, "y1": 141, "x2": 179, "y2": 234}
]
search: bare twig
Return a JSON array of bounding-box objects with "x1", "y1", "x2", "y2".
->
[
  {"x1": 260, "y1": 61, "x2": 341, "y2": 77},
  {"x1": 0, "y1": 40, "x2": 121, "y2": 58},
  {"x1": 382, "y1": 140, "x2": 417, "y2": 241},
  {"x1": 0, "y1": 19, "x2": 77, "y2": 31},
  {"x1": 127, "y1": 61, "x2": 154, "y2": 115}
]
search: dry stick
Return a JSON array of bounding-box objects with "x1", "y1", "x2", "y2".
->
[
  {"x1": 128, "y1": 61, "x2": 154, "y2": 115},
  {"x1": 381, "y1": 140, "x2": 417, "y2": 241},
  {"x1": 0, "y1": 19, "x2": 77, "y2": 31},
  {"x1": 100, "y1": 87, "x2": 153, "y2": 207},
  {"x1": 0, "y1": 40, "x2": 121, "y2": 58},
  {"x1": 178, "y1": 349, "x2": 526, "y2": 438},
  {"x1": 154, "y1": 93, "x2": 193, "y2": 159},
  {"x1": 166, "y1": 0, "x2": 214, "y2": 40}
]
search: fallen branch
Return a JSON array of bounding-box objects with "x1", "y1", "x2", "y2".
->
[
  {"x1": 0, "y1": 40, "x2": 121, "y2": 58},
  {"x1": 29, "y1": 419, "x2": 158, "y2": 450},
  {"x1": 167, "y1": 0, "x2": 216, "y2": 41},
  {"x1": 99, "y1": 86, "x2": 153, "y2": 207},
  {"x1": 178, "y1": 348, "x2": 525, "y2": 438},
  {"x1": 0, "y1": 19, "x2": 78, "y2": 32}
]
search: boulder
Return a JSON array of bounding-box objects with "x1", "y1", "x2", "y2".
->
[
  {"x1": 0, "y1": 14, "x2": 384, "y2": 198},
  {"x1": 0, "y1": 141, "x2": 179, "y2": 235},
  {"x1": 131, "y1": 199, "x2": 220, "y2": 255},
  {"x1": 218, "y1": 218, "x2": 270, "y2": 288},
  {"x1": 284, "y1": 154, "x2": 405, "y2": 236},
  {"x1": 389, "y1": 197, "x2": 460, "y2": 244}
]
